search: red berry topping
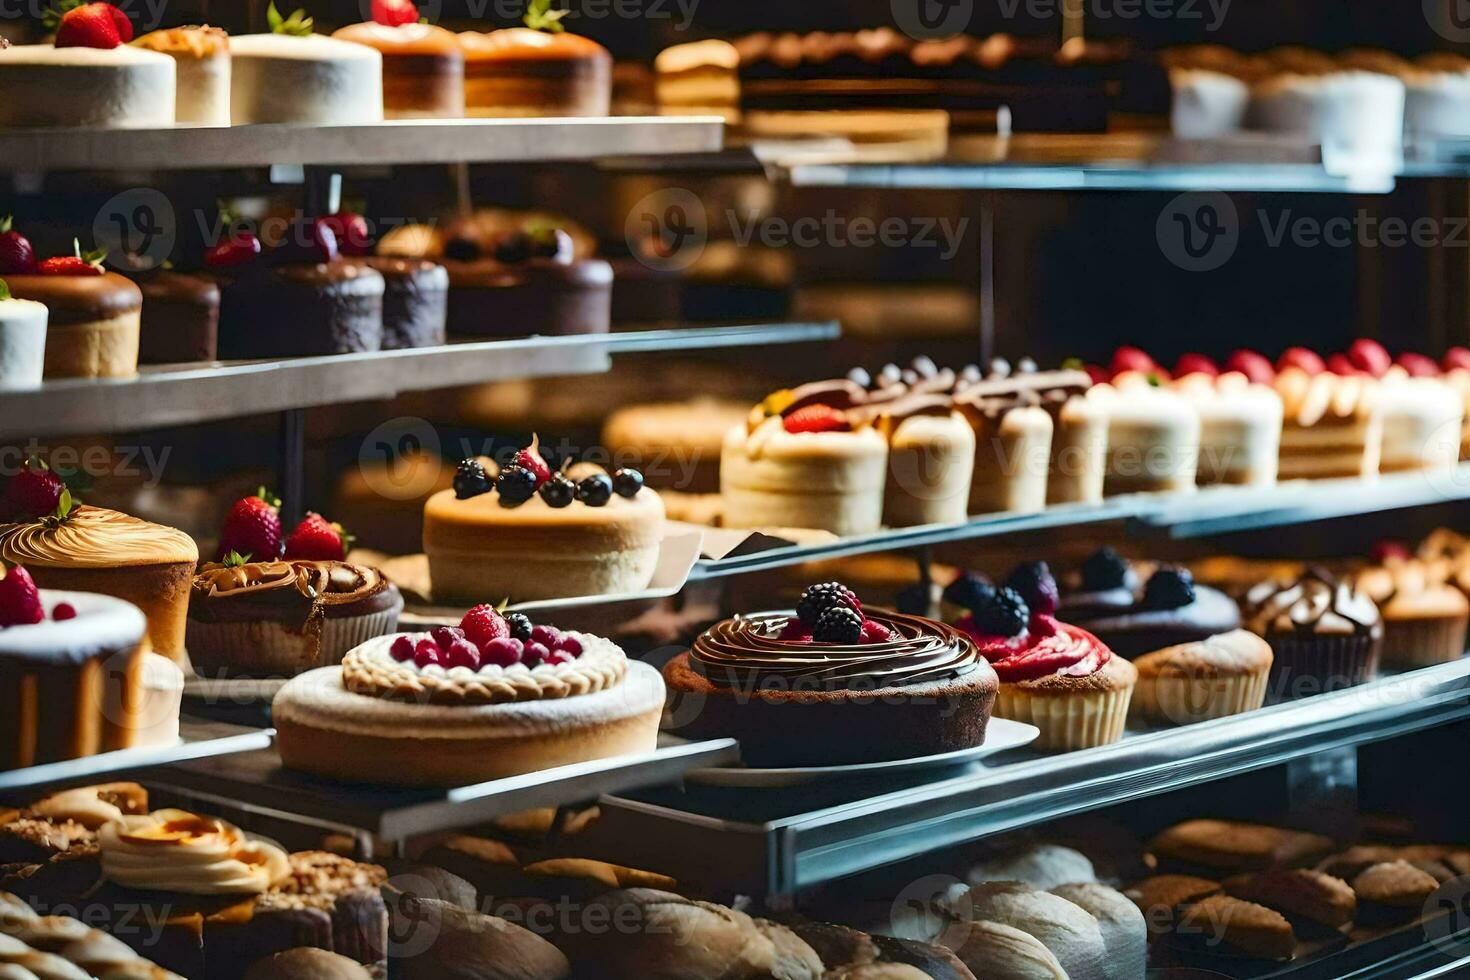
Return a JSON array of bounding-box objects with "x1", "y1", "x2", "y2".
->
[
  {"x1": 480, "y1": 637, "x2": 523, "y2": 667},
  {"x1": 1082, "y1": 363, "x2": 1109, "y2": 385},
  {"x1": 0, "y1": 217, "x2": 36, "y2": 275},
  {"x1": 1370, "y1": 539, "x2": 1412, "y2": 564},
  {"x1": 1396, "y1": 352, "x2": 1441, "y2": 378},
  {"x1": 554, "y1": 634, "x2": 583, "y2": 657},
  {"x1": 204, "y1": 232, "x2": 262, "y2": 269},
  {"x1": 0, "y1": 566, "x2": 44, "y2": 628},
  {"x1": 529, "y1": 624, "x2": 562, "y2": 649},
  {"x1": 321, "y1": 212, "x2": 372, "y2": 257},
  {"x1": 541, "y1": 649, "x2": 574, "y2": 667},
  {"x1": 283, "y1": 512, "x2": 351, "y2": 561},
  {"x1": 413, "y1": 637, "x2": 443, "y2": 669},
  {"x1": 389, "y1": 634, "x2": 416, "y2": 662},
  {"x1": 860, "y1": 619, "x2": 894, "y2": 644},
  {"x1": 783, "y1": 404, "x2": 851, "y2": 435},
  {"x1": 1347, "y1": 339, "x2": 1392, "y2": 378},
  {"x1": 1325, "y1": 354, "x2": 1361, "y2": 376},
  {"x1": 371, "y1": 0, "x2": 420, "y2": 26},
  {"x1": 52, "y1": 602, "x2": 77, "y2": 621},
  {"x1": 460, "y1": 604, "x2": 509, "y2": 647},
  {"x1": 523, "y1": 641, "x2": 550, "y2": 667},
  {"x1": 53, "y1": 2, "x2": 132, "y2": 49},
  {"x1": 512, "y1": 445, "x2": 553, "y2": 487},
  {"x1": 216, "y1": 488, "x2": 283, "y2": 562},
  {"x1": 1277, "y1": 347, "x2": 1326, "y2": 375},
  {"x1": 778, "y1": 620, "x2": 811, "y2": 641},
  {"x1": 1174, "y1": 353, "x2": 1218, "y2": 377},
  {"x1": 1443, "y1": 347, "x2": 1470, "y2": 372},
  {"x1": 36, "y1": 255, "x2": 104, "y2": 277},
  {"x1": 1109, "y1": 346, "x2": 1155, "y2": 377},
  {"x1": 444, "y1": 638, "x2": 482, "y2": 671},
  {"x1": 1224, "y1": 349, "x2": 1275, "y2": 385},
  {"x1": 431, "y1": 625, "x2": 465, "y2": 650},
  {"x1": 5, "y1": 457, "x2": 64, "y2": 522}
]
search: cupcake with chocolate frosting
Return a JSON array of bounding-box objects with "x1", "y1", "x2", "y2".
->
[
  {"x1": 661, "y1": 580, "x2": 998, "y2": 766},
  {"x1": 1061, "y1": 554, "x2": 1240, "y2": 659},
  {"x1": 1243, "y1": 569, "x2": 1382, "y2": 700},
  {"x1": 186, "y1": 560, "x2": 402, "y2": 678}
]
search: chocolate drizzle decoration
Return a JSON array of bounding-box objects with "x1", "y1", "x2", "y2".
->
[
  {"x1": 691, "y1": 610, "x2": 980, "y2": 690},
  {"x1": 1243, "y1": 567, "x2": 1381, "y2": 638}
]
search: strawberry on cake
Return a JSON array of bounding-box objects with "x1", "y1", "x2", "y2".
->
[
  {"x1": 273, "y1": 604, "x2": 664, "y2": 787},
  {"x1": 0, "y1": 3, "x2": 176, "y2": 129},
  {"x1": 333, "y1": 0, "x2": 465, "y2": 119},
  {"x1": 662, "y1": 581, "x2": 998, "y2": 767}
]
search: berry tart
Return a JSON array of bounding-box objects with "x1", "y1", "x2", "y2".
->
[
  {"x1": 1274, "y1": 365, "x2": 1384, "y2": 480},
  {"x1": 661, "y1": 581, "x2": 998, "y2": 767},
  {"x1": 1060, "y1": 559, "x2": 1243, "y2": 660},
  {"x1": 459, "y1": 0, "x2": 612, "y2": 117},
  {"x1": 721, "y1": 381, "x2": 890, "y2": 536},
  {"x1": 0, "y1": 275, "x2": 47, "y2": 391},
  {"x1": 0, "y1": 571, "x2": 182, "y2": 771},
  {"x1": 2, "y1": 236, "x2": 142, "y2": 379},
  {"x1": 0, "y1": 3, "x2": 175, "y2": 128},
  {"x1": 210, "y1": 218, "x2": 386, "y2": 359},
  {"x1": 424, "y1": 443, "x2": 664, "y2": 603},
  {"x1": 0, "y1": 494, "x2": 197, "y2": 666},
  {"x1": 1173, "y1": 363, "x2": 1284, "y2": 486},
  {"x1": 1243, "y1": 569, "x2": 1383, "y2": 700},
  {"x1": 953, "y1": 566, "x2": 1136, "y2": 752},
  {"x1": 333, "y1": 0, "x2": 465, "y2": 119},
  {"x1": 133, "y1": 24, "x2": 231, "y2": 126},
  {"x1": 125, "y1": 268, "x2": 221, "y2": 364},
  {"x1": 228, "y1": 5, "x2": 383, "y2": 125},
  {"x1": 273, "y1": 605, "x2": 664, "y2": 786}
]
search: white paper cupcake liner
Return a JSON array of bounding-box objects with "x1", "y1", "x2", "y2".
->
[
  {"x1": 1130, "y1": 668, "x2": 1270, "y2": 726},
  {"x1": 993, "y1": 684, "x2": 1133, "y2": 752},
  {"x1": 1380, "y1": 614, "x2": 1469, "y2": 670}
]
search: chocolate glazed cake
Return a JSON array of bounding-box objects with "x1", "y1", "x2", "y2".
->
[
  {"x1": 131, "y1": 269, "x2": 220, "y2": 363},
  {"x1": 215, "y1": 262, "x2": 385, "y2": 358},
  {"x1": 352, "y1": 256, "x2": 448, "y2": 349},
  {"x1": 443, "y1": 256, "x2": 612, "y2": 338},
  {"x1": 662, "y1": 610, "x2": 997, "y2": 767}
]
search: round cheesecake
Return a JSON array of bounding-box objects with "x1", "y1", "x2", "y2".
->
[
  {"x1": 332, "y1": 21, "x2": 465, "y2": 119},
  {"x1": 423, "y1": 481, "x2": 664, "y2": 603},
  {"x1": 228, "y1": 33, "x2": 383, "y2": 125},
  {"x1": 460, "y1": 28, "x2": 611, "y2": 117},
  {"x1": 0, "y1": 44, "x2": 175, "y2": 128},
  {"x1": 133, "y1": 26, "x2": 231, "y2": 126},
  {"x1": 662, "y1": 609, "x2": 998, "y2": 767},
  {"x1": 215, "y1": 262, "x2": 385, "y2": 358},
  {"x1": 274, "y1": 632, "x2": 664, "y2": 786},
  {"x1": 0, "y1": 293, "x2": 47, "y2": 391},
  {"x1": 3, "y1": 273, "x2": 142, "y2": 379}
]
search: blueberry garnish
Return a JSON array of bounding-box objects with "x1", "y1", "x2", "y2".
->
[
  {"x1": 576, "y1": 474, "x2": 613, "y2": 507},
  {"x1": 611, "y1": 468, "x2": 644, "y2": 498},
  {"x1": 453, "y1": 458, "x2": 492, "y2": 500},
  {"x1": 1142, "y1": 567, "x2": 1197, "y2": 610},
  {"x1": 942, "y1": 572, "x2": 995, "y2": 615},
  {"x1": 1081, "y1": 547, "x2": 1131, "y2": 591},
  {"x1": 496, "y1": 465, "x2": 537, "y2": 507},
  {"x1": 539, "y1": 475, "x2": 576, "y2": 508}
]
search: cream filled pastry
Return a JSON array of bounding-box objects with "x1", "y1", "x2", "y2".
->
[
  {"x1": 1274, "y1": 368, "x2": 1384, "y2": 480},
  {"x1": 132, "y1": 25, "x2": 230, "y2": 126},
  {"x1": 274, "y1": 605, "x2": 663, "y2": 786},
  {"x1": 663, "y1": 582, "x2": 998, "y2": 767},
  {"x1": 1089, "y1": 372, "x2": 1202, "y2": 495},
  {"x1": 1175, "y1": 371, "x2": 1284, "y2": 486},
  {"x1": 187, "y1": 560, "x2": 402, "y2": 678},
  {"x1": 1376, "y1": 372, "x2": 1463, "y2": 474},
  {"x1": 0, "y1": 506, "x2": 197, "y2": 664},
  {"x1": 100, "y1": 809, "x2": 290, "y2": 895}
]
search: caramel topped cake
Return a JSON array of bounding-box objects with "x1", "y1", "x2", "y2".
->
[
  {"x1": 663, "y1": 581, "x2": 997, "y2": 766},
  {"x1": 133, "y1": 25, "x2": 230, "y2": 125},
  {"x1": 332, "y1": 15, "x2": 464, "y2": 119},
  {"x1": 100, "y1": 809, "x2": 291, "y2": 896},
  {"x1": 3, "y1": 271, "x2": 142, "y2": 379},
  {"x1": 460, "y1": 24, "x2": 611, "y2": 117}
]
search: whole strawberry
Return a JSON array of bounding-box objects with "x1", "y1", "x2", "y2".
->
[
  {"x1": 52, "y1": 2, "x2": 133, "y2": 49},
  {"x1": 204, "y1": 231, "x2": 262, "y2": 269},
  {"x1": 4, "y1": 458, "x2": 65, "y2": 522},
  {"x1": 0, "y1": 217, "x2": 36, "y2": 275},
  {"x1": 36, "y1": 240, "x2": 106, "y2": 277},
  {"x1": 0, "y1": 564, "x2": 44, "y2": 628},
  {"x1": 512, "y1": 438, "x2": 553, "y2": 487},
  {"x1": 372, "y1": 0, "x2": 420, "y2": 26},
  {"x1": 783, "y1": 404, "x2": 850, "y2": 435},
  {"x1": 283, "y1": 512, "x2": 352, "y2": 561},
  {"x1": 322, "y1": 212, "x2": 372, "y2": 257},
  {"x1": 217, "y1": 488, "x2": 283, "y2": 562}
]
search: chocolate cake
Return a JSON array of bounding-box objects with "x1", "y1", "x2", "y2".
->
[
  {"x1": 442, "y1": 256, "x2": 612, "y2": 339},
  {"x1": 215, "y1": 261, "x2": 385, "y2": 358},
  {"x1": 132, "y1": 269, "x2": 220, "y2": 363},
  {"x1": 351, "y1": 256, "x2": 448, "y2": 349}
]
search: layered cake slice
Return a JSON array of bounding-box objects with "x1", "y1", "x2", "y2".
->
[{"x1": 460, "y1": 0, "x2": 611, "y2": 117}]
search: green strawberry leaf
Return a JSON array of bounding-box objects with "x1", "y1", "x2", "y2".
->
[
  {"x1": 268, "y1": 2, "x2": 314, "y2": 36},
  {"x1": 42, "y1": 0, "x2": 84, "y2": 32},
  {"x1": 224, "y1": 550, "x2": 251, "y2": 567},
  {"x1": 523, "y1": 0, "x2": 568, "y2": 33},
  {"x1": 0, "y1": 215, "x2": 12, "y2": 235},
  {"x1": 256, "y1": 486, "x2": 283, "y2": 510},
  {"x1": 0, "y1": 279, "x2": 9, "y2": 302}
]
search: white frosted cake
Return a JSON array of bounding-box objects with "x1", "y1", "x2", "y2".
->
[
  {"x1": 1404, "y1": 67, "x2": 1470, "y2": 138},
  {"x1": 0, "y1": 291, "x2": 47, "y2": 391},
  {"x1": 1170, "y1": 68, "x2": 1250, "y2": 138},
  {"x1": 229, "y1": 33, "x2": 383, "y2": 125},
  {"x1": 1251, "y1": 70, "x2": 1406, "y2": 153},
  {"x1": 0, "y1": 44, "x2": 175, "y2": 128},
  {"x1": 134, "y1": 26, "x2": 232, "y2": 127}
]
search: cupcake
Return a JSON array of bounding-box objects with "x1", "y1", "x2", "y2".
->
[
  {"x1": 1061, "y1": 557, "x2": 1241, "y2": 659},
  {"x1": 1243, "y1": 570, "x2": 1383, "y2": 700},
  {"x1": 1129, "y1": 630, "x2": 1274, "y2": 726},
  {"x1": 958, "y1": 562, "x2": 1136, "y2": 751},
  {"x1": 1352, "y1": 559, "x2": 1468, "y2": 669}
]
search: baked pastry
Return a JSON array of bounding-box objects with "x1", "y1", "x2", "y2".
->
[
  {"x1": 332, "y1": 449, "x2": 454, "y2": 556},
  {"x1": 602, "y1": 400, "x2": 748, "y2": 494},
  {"x1": 0, "y1": 505, "x2": 198, "y2": 665},
  {"x1": 1351, "y1": 861, "x2": 1438, "y2": 921},
  {"x1": 1062, "y1": 564, "x2": 1242, "y2": 660},
  {"x1": 878, "y1": 394, "x2": 976, "y2": 528},
  {"x1": 1177, "y1": 894, "x2": 1296, "y2": 960},
  {"x1": 1047, "y1": 384, "x2": 1109, "y2": 506},
  {"x1": 957, "y1": 882, "x2": 1107, "y2": 980},
  {"x1": 1377, "y1": 373, "x2": 1464, "y2": 473},
  {"x1": 460, "y1": 9, "x2": 611, "y2": 117},
  {"x1": 424, "y1": 450, "x2": 662, "y2": 603},
  {"x1": 1243, "y1": 570, "x2": 1383, "y2": 699},
  {"x1": 1130, "y1": 630, "x2": 1274, "y2": 725},
  {"x1": 959, "y1": 564, "x2": 1134, "y2": 751},
  {"x1": 0, "y1": 783, "x2": 148, "y2": 863},
  {"x1": 955, "y1": 391, "x2": 1053, "y2": 516},
  {"x1": 662, "y1": 582, "x2": 998, "y2": 767},
  {"x1": 441, "y1": 241, "x2": 612, "y2": 341},
  {"x1": 1353, "y1": 559, "x2": 1469, "y2": 669},
  {"x1": 274, "y1": 604, "x2": 663, "y2": 786},
  {"x1": 1275, "y1": 368, "x2": 1384, "y2": 480},
  {"x1": 1123, "y1": 875, "x2": 1222, "y2": 935},
  {"x1": 944, "y1": 921, "x2": 1063, "y2": 979},
  {"x1": 1050, "y1": 883, "x2": 1146, "y2": 980},
  {"x1": 0, "y1": 901, "x2": 182, "y2": 979},
  {"x1": 128, "y1": 270, "x2": 220, "y2": 364},
  {"x1": 1149, "y1": 819, "x2": 1335, "y2": 874},
  {"x1": 0, "y1": 39, "x2": 174, "y2": 129},
  {"x1": 229, "y1": 26, "x2": 383, "y2": 125},
  {"x1": 349, "y1": 257, "x2": 447, "y2": 350},
  {"x1": 387, "y1": 899, "x2": 569, "y2": 980},
  {"x1": 1400, "y1": 53, "x2": 1470, "y2": 137},
  {"x1": 132, "y1": 25, "x2": 230, "y2": 126},
  {"x1": 186, "y1": 560, "x2": 403, "y2": 678},
  {"x1": 1174, "y1": 370, "x2": 1284, "y2": 486},
  {"x1": 1224, "y1": 868, "x2": 1356, "y2": 928},
  {"x1": 1089, "y1": 372, "x2": 1201, "y2": 495},
  {"x1": 722, "y1": 382, "x2": 890, "y2": 536},
  {"x1": 244, "y1": 948, "x2": 370, "y2": 980},
  {"x1": 0, "y1": 281, "x2": 46, "y2": 391},
  {"x1": 332, "y1": 8, "x2": 464, "y2": 119},
  {"x1": 3, "y1": 262, "x2": 142, "y2": 379},
  {"x1": 967, "y1": 844, "x2": 1096, "y2": 891},
  {"x1": 1170, "y1": 67, "x2": 1250, "y2": 137},
  {"x1": 654, "y1": 38, "x2": 740, "y2": 116},
  {"x1": 1251, "y1": 70, "x2": 1405, "y2": 156}
]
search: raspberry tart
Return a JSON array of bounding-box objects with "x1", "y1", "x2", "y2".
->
[
  {"x1": 661, "y1": 581, "x2": 998, "y2": 767},
  {"x1": 273, "y1": 605, "x2": 664, "y2": 786},
  {"x1": 333, "y1": 0, "x2": 465, "y2": 119},
  {"x1": 423, "y1": 445, "x2": 663, "y2": 603}
]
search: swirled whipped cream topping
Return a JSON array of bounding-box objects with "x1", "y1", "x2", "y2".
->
[
  {"x1": 691, "y1": 610, "x2": 980, "y2": 689},
  {"x1": 0, "y1": 505, "x2": 198, "y2": 568},
  {"x1": 100, "y1": 809, "x2": 290, "y2": 895}
]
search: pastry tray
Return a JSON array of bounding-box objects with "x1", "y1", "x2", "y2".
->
[
  {"x1": 0, "y1": 718, "x2": 274, "y2": 796},
  {"x1": 145, "y1": 734, "x2": 739, "y2": 842},
  {"x1": 570, "y1": 661, "x2": 1470, "y2": 898}
]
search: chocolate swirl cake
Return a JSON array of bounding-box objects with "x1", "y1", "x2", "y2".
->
[{"x1": 663, "y1": 608, "x2": 998, "y2": 767}]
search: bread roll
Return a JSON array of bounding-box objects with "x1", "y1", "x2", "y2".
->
[
  {"x1": 1051, "y1": 883, "x2": 1147, "y2": 980},
  {"x1": 967, "y1": 845, "x2": 1097, "y2": 891},
  {"x1": 947, "y1": 921, "x2": 1065, "y2": 979},
  {"x1": 243, "y1": 948, "x2": 371, "y2": 980},
  {"x1": 958, "y1": 882, "x2": 1107, "y2": 979},
  {"x1": 393, "y1": 899, "x2": 570, "y2": 980}
]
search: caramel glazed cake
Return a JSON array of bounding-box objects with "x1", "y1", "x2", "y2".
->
[{"x1": 662, "y1": 609, "x2": 998, "y2": 767}]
